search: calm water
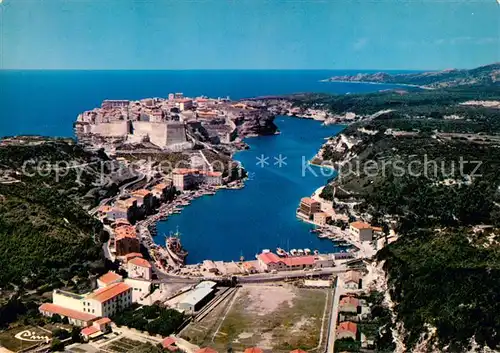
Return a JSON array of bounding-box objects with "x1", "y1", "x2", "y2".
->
[
  {"x1": 156, "y1": 117, "x2": 344, "y2": 263},
  {"x1": 0, "y1": 70, "x2": 411, "y2": 263},
  {"x1": 0, "y1": 70, "x2": 413, "y2": 137}
]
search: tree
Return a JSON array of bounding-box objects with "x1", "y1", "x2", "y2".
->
[
  {"x1": 50, "y1": 338, "x2": 64, "y2": 352},
  {"x1": 71, "y1": 327, "x2": 82, "y2": 343},
  {"x1": 50, "y1": 314, "x2": 62, "y2": 323},
  {"x1": 52, "y1": 328, "x2": 70, "y2": 340}
]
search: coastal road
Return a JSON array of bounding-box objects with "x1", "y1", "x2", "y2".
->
[
  {"x1": 326, "y1": 276, "x2": 343, "y2": 353},
  {"x1": 152, "y1": 266, "x2": 348, "y2": 285}
]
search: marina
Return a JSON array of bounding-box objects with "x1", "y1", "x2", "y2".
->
[{"x1": 155, "y1": 118, "x2": 346, "y2": 264}]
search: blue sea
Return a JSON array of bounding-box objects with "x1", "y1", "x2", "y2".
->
[{"x1": 0, "y1": 70, "x2": 411, "y2": 263}]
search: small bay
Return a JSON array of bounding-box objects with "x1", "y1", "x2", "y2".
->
[{"x1": 155, "y1": 117, "x2": 344, "y2": 264}]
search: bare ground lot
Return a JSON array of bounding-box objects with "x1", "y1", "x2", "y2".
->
[
  {"x1": 181, "y1": 284, "x2": 332, "y2": 352},
  {"x1": 0, "y1": 325, "x2": 52, "y2": 352}
]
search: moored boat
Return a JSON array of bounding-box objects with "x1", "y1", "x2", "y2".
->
[
  {"x1": 165, "y1": 227, "x2": 188, "y2": 264},
  {"x1": 276, "y1": 247, "x2": 288, "y2": 257}
]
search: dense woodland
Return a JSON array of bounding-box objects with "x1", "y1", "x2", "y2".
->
[
  {"x1": 112, "y1": 304, "x2": 186, "y2": 337},
  {"x1": 0, "y1": 141, "x2": 115, "y2": 319},
  {"x1": 300, "y1": 81, "x2": 500, "y2": 351}
]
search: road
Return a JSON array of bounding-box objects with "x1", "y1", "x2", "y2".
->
[
  {"x1": 151, "y1": 266, "x2": 348, "y2": 285},
  {"x1": 326, "y1": 276, "x2": 343, "y2": 353}
]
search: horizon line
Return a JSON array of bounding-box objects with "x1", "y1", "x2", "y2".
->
[{"x1": 0, "y1": 68, "x2": 438, "y2": 72}]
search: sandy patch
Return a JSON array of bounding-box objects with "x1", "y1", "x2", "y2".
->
[{"x1": 242, "y1": 285, "x2": 296, "y2": 315}]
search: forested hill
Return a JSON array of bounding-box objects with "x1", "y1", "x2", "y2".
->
[
  {"x1": 323, "y1": 62, "x2": 500, "y2": 88},
  {"x1": 0, "y1": 138, "x2": 126, "y2": 291},
  {"x1": 297, "y1": 84, "x2": 500, "y2": 352}
]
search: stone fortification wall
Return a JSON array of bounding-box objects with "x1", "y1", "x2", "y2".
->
[
  {"x1": 91, "y1": 121, "x2": 130, "y2": 137},
  {"x1": 132, "y1": 121, "x2": 168, "y2": 147},
  {"x1": 132, "y1": 121, "x2": 186, "y2": 148},
  {"x1": 166, "y1": 122, "x2": 187, "y2": 145}
]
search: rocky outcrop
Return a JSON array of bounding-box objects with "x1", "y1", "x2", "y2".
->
[
  {"x1": 323, "y1": 62, "x2": 500, "y2": 88},
  {"x1": 235, "y1": 111, "x2": 278, "y2": 137}
]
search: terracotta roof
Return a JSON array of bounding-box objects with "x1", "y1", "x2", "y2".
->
[
  {"x1": 339, "y1": 296, "x2": 360, "y2": 307},
  {"x1": 132, "y1": 189, "x2": 151, "y2": 198},
  {"x1": 81, "y1": 326, "x2": 100, "y2": 336},
  {"x1": 201, "y1": 171, "x2": 222, "y2": 177},
  {"x1": 115, "y1": 225, "x2": 137, "y2": 240},
  {"x1": 39, "y1": 303, "x2": 96, "y2": 322},
  {"x1": 257, "y1": 252, "x2": 283, "y2": 265},
  {"x1": 372, "y1": 226, "x2": 383, "y2": 232},
  {"x1": 173, "y1": 168, "x2": 200, "y2": 175},
  {"x1": 290, "y1": 350, "x2": 308, "y2": 353},
  {"x1": 242, "y1": 261, "x2": 257, "y2": 269},
  {"x1": 129, "y1": 257, "x2": 152, "y2": 268},
  {"x1": 125, "y1": 252, "x2": 143, "y2": 261},
  {"x1": 244, "y1": 348, "x2": 264, "y2": 353},
  {"x1": 116, "y1": 198, "x2": 137, "y2": 208},
  {"x1": 301, "y1": 197, "x2": 319, "y2": 206},
  {"x1": 344, "y1": 270, "x2": 362, "y2": 284},
  {"x1": 98, "y1": 205, "x2": 113, "y2": 213},
  {"x1": 350, "y1": 221, "x2": 372, "y2": 230},
  {"x1": 94, "y1": 317, "x2": 112, "y2": 325},
  {"x1": 111, "y1": 207, "x2": 127, "y2": 214},
  {"x1": 98, "y1": 272, "x2": 123, "y2": 285},
  {"x1": 196, "y1": 349, "x2": 218, "y2": 353},
  {"x1": 161, "y1": 337, "x2": 176, "y2": 348},
  {"x1": 283, "y1": 256, "x2": 316, "y2": 267},
  {"x1": 87, "y1": 282, "x2": 131, "y2": 303},
  {"x1": 112, "y1": 218, "x2": 130, "y2": 226},
  {"x1": 337, "y1": 321, "x2": 357, "y2": 334},
  {"x1": 153, "y1": 183, "x2": 169, "y2": 190}
]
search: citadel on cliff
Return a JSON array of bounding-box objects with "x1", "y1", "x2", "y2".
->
[{"x1": 74, "y1": 93, "x2": 277, "y2": 151}]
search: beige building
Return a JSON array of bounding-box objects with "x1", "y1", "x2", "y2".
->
[
  {"x1": 339, "y1": 296, "x2": 360, "y2": 314},
  {"x1": 298, "y1": 197, "x2": 321, "y2": 220},
  {"x1": 127, "y1": 256, "x2": 153, "y2": 280},
  {"x1": 131, "y1": 189, "x2": 154, "y2": 212},
  {"x1": 52, "y1": 289, "x2": 84, "y2": 311},
  {"x1": 313, "y1": 212, "x2": 331, "y2": 226},
  {"x1": 114, "y1": 225, "x2": 140, "y2": 257},
  {"x1": 151, "y1": 182, "x2": 172, "y2": 201},
  {"x1": 83, "y1": 282, "x2": 132, "y2": 317},
  {"x1": 344, "y1": 270, "x2": 362, "y2": 290},
  {"x1": 349, "y1": 221, "x2": 373, "y2": 242},
  {"x1": 39, "y1": 273, "x2": 132, "y2": 327},
  {"x1": 124, "y1": 277, "x2": 152, "y2": 303},
  {"x1": 39, "y1": 303, "x2": 95, "y2": 327},
  {"x1": 336, "y1": 321, "x2": 357, "y2": 340},
  {"x1": 97, "y1": 272, "x2": 123, "y2": 289},
  {"x1": 172, "y1": 169, "x2": 199, "y2": 191}
]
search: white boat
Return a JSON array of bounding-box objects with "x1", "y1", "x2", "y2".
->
[
  {"x1": 297, "y1": 249, "x2": 304, "y2": 255},
  {"x1": 290, "y1": 249, "x2": 298, "y2": 256},
  {"x1": 304, "y1": 248, "x2": 311, "y2": 255},
  {"x1": 276, "y1": 248, "x2": 288, "y2": 257},
  {"x1": 262, "y1": 249, "x2": 271, "y2": 253}
]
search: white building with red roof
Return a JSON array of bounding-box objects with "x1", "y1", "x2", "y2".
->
[
  {"x1": 257, "y1": 251, "x2": 317, "y2": 272},
  {"x1": 39, "y1": 273, "x2": 132, "y2": 329},
  {"x1": 97, "y1": 271, "x2": 123, "y2": 288},
  {"x1": 39, "y1": 303, "x2": 96, "y2": 327},
  {"x1": 336, "y1": 321, "x2": 358, "y2": 340},
  {"x1": 127, "y1": 256, "x2": 153, "y2": 280},
  {"x1": 81, "y1": 317, "x2": 112, "y2": 342},
  {"x1": 84, "y1": 282, "x2": 132, "y2": 317}
]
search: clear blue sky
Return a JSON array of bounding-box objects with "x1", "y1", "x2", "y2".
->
[{"x1": 1, "y1": 0, "x2": 499, "y2": 70}]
